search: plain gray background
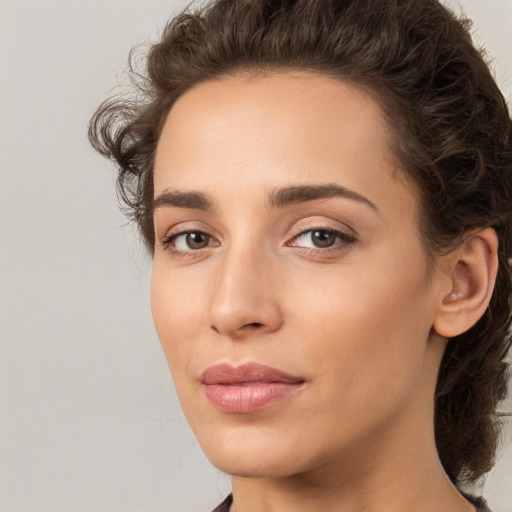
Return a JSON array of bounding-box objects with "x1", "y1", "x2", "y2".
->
[{"x1": 1, "y1": 1, "x2": 511, "y2": 511}]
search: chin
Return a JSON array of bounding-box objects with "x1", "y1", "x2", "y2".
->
[
  {"x1": 196, "y1": 426, "x2": 312, "y2": 478},
  {"x1": 207, "y1": 452, "x2": 304, "y2": 479}
]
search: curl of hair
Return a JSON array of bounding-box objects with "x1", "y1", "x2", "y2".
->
[{"x1": 89, "y1": 0, "x2": 512, "y2": 485}]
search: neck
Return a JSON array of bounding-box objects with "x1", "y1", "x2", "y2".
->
[{"x1": 229, "y1": 403, "x2": 475, "y2": 512}]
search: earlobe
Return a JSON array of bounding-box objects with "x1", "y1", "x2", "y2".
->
[{"x1": 434, "y1": 227, "x2": 498, "y2": 338}]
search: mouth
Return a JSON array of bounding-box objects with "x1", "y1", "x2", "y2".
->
[{"x1": 200, "y1": 362, "x2": 306, "y2": 414}]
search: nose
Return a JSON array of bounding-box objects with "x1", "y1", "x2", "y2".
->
[{"x1": 208, "y1": 246, "x2": 283, "y2": 339}]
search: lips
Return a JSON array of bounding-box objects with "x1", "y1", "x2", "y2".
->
[{"x1": 200, "y1": 362, "x2": 306, "y2": 413}]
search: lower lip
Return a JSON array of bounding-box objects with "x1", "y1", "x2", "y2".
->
[{"x1": 203, "y1": 382, "x2": 304, "y2": 413}]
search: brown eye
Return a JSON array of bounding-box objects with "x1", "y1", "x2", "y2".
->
[
  {"x1": 289, "y1": 227, "x2": 356, "y2": 251},
  {"x1": 311, "y1": 230, "x2": 336, "y2": 248},
  {"x1": 184, "y1": 232, "x2": 210, "y2": 249},
  {"x1": 162, "y1": 230, "x2": 216, "y2": 252}
]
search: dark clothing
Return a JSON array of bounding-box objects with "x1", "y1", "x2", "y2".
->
[
  {"x1": 211, "y1": 493, "x2": 491, "y2": 511},
  {"x1": 463, "y1": 492, "x2": 492, "y2": 512},
  {"x1": 212, "y1": 494, "x2": 232, "y2": 512}
]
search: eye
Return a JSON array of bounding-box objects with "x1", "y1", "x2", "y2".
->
[
  {"x1": 289, "y1": 228, "x2": 355, "y2": 250},
  {"x1": 162, "y1": 230, "x2": 218, "y2": 252}
]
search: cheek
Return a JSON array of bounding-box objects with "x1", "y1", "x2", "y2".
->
[
  {"x1": 150, "y1": 263, "x2": 206, "y2": 376},
  {"x1": 287, "y1": 250, "x2": 433, "y2": 392}
]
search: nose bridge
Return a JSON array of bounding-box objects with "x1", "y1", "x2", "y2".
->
[{"x1": 208, "y1": 236, "x2": 282, "y2": 338}]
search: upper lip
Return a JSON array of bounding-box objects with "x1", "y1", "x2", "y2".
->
[{"x1": 200, "y1": 362, "x2": 305, "y2": 385}]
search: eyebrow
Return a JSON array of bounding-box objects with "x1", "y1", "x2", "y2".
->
[
  {"x1": 153, "y1": 190, "x2": 213, "y2": 211},
  {"x1": 266, "y1": 183, "x2": 379, "y2": 212},
  {"x1": 152, "y1": 183, "x2": 378, "y2": 214}
]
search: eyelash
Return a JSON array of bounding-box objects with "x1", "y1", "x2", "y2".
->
[
  {"x1": 160, "y1": 226, "x2": 357, "y2": 258},
  {"x1": 160, "y1": 230, "x2": 218, "y2": 259},
  {"x1": 287, "y1": 227, "x2": 357, "y2": 254}
]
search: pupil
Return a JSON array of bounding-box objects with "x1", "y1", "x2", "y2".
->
[
  {"x1": 312, "y1": 230, "x2": 335, "y2": 248},
  {"x1": 186, "y1": 232, "x2": 209, "y2": 249}
]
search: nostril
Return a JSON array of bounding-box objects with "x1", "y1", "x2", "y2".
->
[{"x1": 210, "y1": 320, "x2": 273, "y2": 337}]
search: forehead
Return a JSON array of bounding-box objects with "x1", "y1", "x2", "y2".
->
[
  {"x1": 156, "y1": 71, "x2": 391, "y2": 165},
  {"x1": 153, "y1": 71, "x2": 417, "y2": 221}
]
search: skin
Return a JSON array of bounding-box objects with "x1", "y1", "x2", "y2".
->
[{"x1": 151, "y1": 72, "x2": 494, "y2": 512}]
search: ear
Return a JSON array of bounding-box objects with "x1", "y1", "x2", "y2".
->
[{"x1": 433, "y1": 227, "x2": 499, "y2": 338}]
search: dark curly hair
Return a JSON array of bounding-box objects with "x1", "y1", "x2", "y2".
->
[{"x1": 89, "y1": 0, "x2": 512, "y2": 485}]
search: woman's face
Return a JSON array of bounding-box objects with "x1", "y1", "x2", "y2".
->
[{"x1": 151, "y1": 72, "x2": 447, "y2": 478}]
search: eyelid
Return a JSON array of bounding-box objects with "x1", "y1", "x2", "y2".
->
[
  {"x1": 285, "y1": 218, "x2": 358, "y2": 253},
  {"x1": 159, "y1": 221, "x2": 217, "y2": 241},
  {"x1": 166, "y1": 231, "x2": 218, "y2": 248},
  {"x1": 158, "y1": 222, "x2": 220, "y2": 254},
  {"x1": 287, "y1": 228, "x2": 356, "y2": 247},
  {"x1": 287, "y1": 217, "x2": 358, "y2": 240}
]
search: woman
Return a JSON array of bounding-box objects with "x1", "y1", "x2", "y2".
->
[{"x1": 89, "y1": 0, "x2": 512, "y2": 510}]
